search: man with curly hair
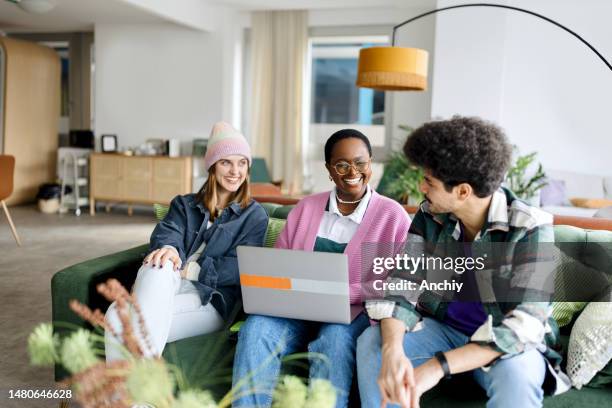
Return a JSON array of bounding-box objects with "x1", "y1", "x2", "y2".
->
[{"x1": 357, "y1": 116, "x2": 570, "y2": 407}]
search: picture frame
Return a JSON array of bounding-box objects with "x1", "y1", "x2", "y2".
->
[{"x1": 101, "y1": 134, "x2": 118, "y2": 153}]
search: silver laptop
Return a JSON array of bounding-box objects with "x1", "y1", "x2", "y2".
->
[{"x1": 237, "y1": 246, "x2": 362, "y2": 324}]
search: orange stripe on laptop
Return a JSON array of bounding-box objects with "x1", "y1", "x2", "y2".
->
[{"x1": 240, "y1": 274, "x2": 292, "y2": 290}]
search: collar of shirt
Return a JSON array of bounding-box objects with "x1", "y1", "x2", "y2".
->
[
  {"x1": 328, "y1": 184, "x2": 372, "y2": 224},
  {"x1": 191, "y1": 197, "x2": 244, "y2": 217},
  {"x1": 422, "y1": 188, "x2": 510, "y2": 241}
]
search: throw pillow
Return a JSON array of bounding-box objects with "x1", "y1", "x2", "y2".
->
[
  {"x1": 154, "y1": 203, "x2": 170, "y2": 221},
  {"x1": 552, "y1": 302, "x2": 587, "y2": 327},
  {"x1": 570, "y1": 198, "x2": 612, "y2": 209},
  {"x1": 566, "y1": 302, "x2": 612, "y2": 389},
  {"x1": 541, "y1": 179, "x2": 569, "y2": 206},
  {"x1": 264, "y1": 218, "x2": 287, "y2": 248}
]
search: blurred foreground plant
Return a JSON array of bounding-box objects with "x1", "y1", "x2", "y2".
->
[{"x1": 28, "y1": 278, "x2": 336, "y2": 408}]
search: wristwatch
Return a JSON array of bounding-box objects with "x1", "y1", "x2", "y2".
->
[{"x1": 434, "y1": 351, "x2": 452, "y2": 379}]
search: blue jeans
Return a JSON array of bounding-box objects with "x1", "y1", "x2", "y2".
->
[
  {"x1": 232, "y1": 313, "x2": 370, "y2": 408},
  {"x1": 357, "y1": 318, "x2": 546, "y2": 408}
]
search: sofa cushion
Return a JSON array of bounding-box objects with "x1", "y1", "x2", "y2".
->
[
  {"x1": 271, "y1": 205, "x2": 294, "y2": 219},
  {"x1": 162, "y1": 331, "x2": 236, "y2": 400},
  {"x1": 260, "y1": 202, "x2": 281, "y2": 216},
  {"x1": 546, "y1": 170, "x2": 605, "y2": 199},
  {"x1": 587, "y1": 360, "x2": 612, "y2": 388},
  {"x1": 541, "y1": 179, "x2": 569, "y2": 206}
]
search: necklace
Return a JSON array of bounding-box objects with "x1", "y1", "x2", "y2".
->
[{"x1": 335, "y1": 193, "x2": 362, "y2": 205}]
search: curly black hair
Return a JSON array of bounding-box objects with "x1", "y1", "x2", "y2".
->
[
  {"x1": 324, "y1": 129, "x2": 372, "y2": 164},
  {"x1": 403, "y1": 116, "x2": 512, "y2": 197}
]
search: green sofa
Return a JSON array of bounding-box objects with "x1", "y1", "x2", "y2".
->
[{"x1": 51, "y1": 203, "x2": 612, "y2": 406}]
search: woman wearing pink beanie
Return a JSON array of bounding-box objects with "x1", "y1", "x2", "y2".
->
[{"x1": 104, "y1": 122, "x2": 268, "y2": 362}]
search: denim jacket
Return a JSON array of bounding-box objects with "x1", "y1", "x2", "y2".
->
[{"x1": 149, "y1": 193, "x2": 268, "y2": 320}]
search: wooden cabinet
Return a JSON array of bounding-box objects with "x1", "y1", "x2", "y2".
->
[{"x1": 90, "y1": 154, "x2": 192, "y2": 215}]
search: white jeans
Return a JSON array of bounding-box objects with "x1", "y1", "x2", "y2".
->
[{"x1": 104, "y1": 260, "x2": 224, "y2": 361}]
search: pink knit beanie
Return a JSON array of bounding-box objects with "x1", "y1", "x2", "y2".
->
[{"x1": 203, "y1": 121, "x2": 252, "y2": 170}]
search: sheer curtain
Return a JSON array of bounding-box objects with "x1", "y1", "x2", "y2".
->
[{"x1": 249, "y1": 10, "x2": 308, "y2": 194}]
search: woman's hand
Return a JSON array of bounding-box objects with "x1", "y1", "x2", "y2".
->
[{"x1": 143, "y1": 247, "x2": 181, "y2": 271}]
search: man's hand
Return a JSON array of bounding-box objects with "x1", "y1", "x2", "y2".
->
[
  {"x1": 143, "y1": 247, "x2": 181, "y2": 271},
  {"x1": 408, "y1": 358, "x2": 445, "y2": 408},
  {"x1": 378, "y1": 351, "x2": 444, "y2": 408},
  {"x1": 378, "y1": 343, "x2": 415, "y2": 408}
]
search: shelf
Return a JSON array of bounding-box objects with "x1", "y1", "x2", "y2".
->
[
  {"x1": 62, "y1": 196, "x2": 89, "y2": 206},
  {"x1": 62, "y1": 178, "x2": 88, "y2": 186}
]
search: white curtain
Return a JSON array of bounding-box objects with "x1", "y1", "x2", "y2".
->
[{"x1": 249, "y1": 10, "x2": 308, "y2": 194}]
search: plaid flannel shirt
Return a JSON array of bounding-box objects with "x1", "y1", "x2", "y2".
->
[{"x1": 366, "y1": 188, "x2": 567, "y2": 391}]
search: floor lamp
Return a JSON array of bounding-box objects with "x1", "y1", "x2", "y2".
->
[{"x1": 356, "y1": 2, "x2": 612, "y2": 91}]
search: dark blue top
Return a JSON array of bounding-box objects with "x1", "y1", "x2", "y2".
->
[
  {"x1": 149, "y1": 193, "x2": 268, "y2": 320},
  {"x1": 443, "y1": 224, "x2": 487, "y2": 336}
]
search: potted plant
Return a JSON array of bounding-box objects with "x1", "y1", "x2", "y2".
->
[
  {"x1": 377, "y1": 125, "x2": 424, "y2": 205},
  {"x1": 504, "y1": 147, "x2": 548, "y2": 206}
]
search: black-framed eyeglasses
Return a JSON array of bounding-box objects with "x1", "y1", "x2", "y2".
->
[{"x1": 333, "y1": 159, "x2": 371, "y2": 175}]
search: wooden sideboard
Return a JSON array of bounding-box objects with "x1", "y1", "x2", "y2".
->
[{"x1": 89, "y1": 154, "x2": 192, "y2": 215}]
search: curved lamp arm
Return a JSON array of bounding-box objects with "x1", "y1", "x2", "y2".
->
[{"x1": 392, "y1": 2, "x2": 611, "y2": 72}]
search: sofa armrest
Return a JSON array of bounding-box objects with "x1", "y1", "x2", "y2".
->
[{"x1": 51, "y1": 244, "x2": 148, "y2": 379}]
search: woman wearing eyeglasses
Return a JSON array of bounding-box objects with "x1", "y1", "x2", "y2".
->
[{"x1": 232, "y1": 129, "x2": 411, "y2": 408}]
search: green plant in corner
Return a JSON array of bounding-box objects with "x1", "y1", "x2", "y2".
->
[
  {"x1": 505, "y1": 147, "x2": 547, "y2": 201},
  {"x1": 378, "y1": 125, "x2": 424, "y2": 205}
]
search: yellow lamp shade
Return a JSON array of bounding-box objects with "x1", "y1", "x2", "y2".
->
[{"x1": 357, "y1": 46, "x2": 429, "y2": 91}]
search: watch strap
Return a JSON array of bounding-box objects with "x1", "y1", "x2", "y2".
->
[{"x1": 435, "y1": 351, "x2": 452, "y2": 379}]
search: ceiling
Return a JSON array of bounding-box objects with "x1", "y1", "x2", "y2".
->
[
  {"x1": 211, "y1": 0, "x2": 437, "y2": 10},
  {"x1": 0, "y1": 0, "x2": 437, "y2": 33},
  {"x1": 0, "y1": 0, "x2": 172, "y2": 33}
]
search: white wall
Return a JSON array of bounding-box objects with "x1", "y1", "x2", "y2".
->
[
  {"x1": 94, "y1": 11, "x2": 242, "y2": 156},
  {"x1": 431, "y1": 0, "x2": 612, "y2": 176}
]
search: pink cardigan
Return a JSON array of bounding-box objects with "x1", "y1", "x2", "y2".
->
[{"x1": 275, "y1": 190, "x2": 411, "y2": 304}]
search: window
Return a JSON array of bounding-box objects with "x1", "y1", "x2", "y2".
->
[
  {"x1": 305, "y1": 36, "x2": 389, "y2": 193},
  {"x1": 311, "y1": 43, "x2": 386, "y2": 125}
]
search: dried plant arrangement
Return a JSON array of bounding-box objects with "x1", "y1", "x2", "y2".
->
[{"x1": 28, "y1": 278, "x2": 337, "y2": 408}]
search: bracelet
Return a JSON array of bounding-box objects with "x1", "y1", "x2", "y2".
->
[{"x1": 434, "y1": 351, "x2": 452, "y2": 380}]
